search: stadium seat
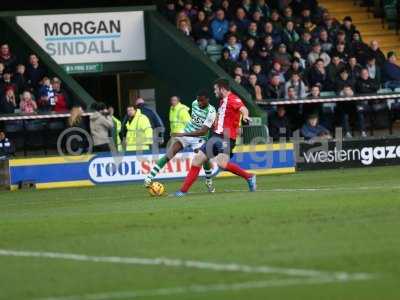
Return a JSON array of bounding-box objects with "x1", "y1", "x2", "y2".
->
[
  {"x1": 320, "y1": 91, "x2": 336, "y2": 98},
  {"x1": 377, "y1": 88, "x2": 393, "y2": 94},
  {"x1": 209, "y1": 54, "x2": 221, "y2": 63},
  {"x1": 206, "y1": 44, "x2": 223, "y2": 55}
]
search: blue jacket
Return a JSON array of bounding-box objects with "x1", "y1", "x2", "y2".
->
[
  {"x1": 211, "y1": 19, "x2": 229, "y2": 42},
  {"x1": 301, "y1": 123, "x2": 330, "y2": 140},
  {"x1": 383, "y1": 61, "x2": 400, "y2": 81}
]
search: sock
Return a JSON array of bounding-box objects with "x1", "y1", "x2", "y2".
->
[
  {"x1": 203, "y1": 161, "x2": 213, "y2": 180},
  {"x1": 181, "y1": 165, "x2": 201, "y2": 193},
  {"x1": 148, "y1": 155, "x2": 169, "y2": 179},
  {"x1": 225, "y1": 162, "x2": 252, "y2": 180}
]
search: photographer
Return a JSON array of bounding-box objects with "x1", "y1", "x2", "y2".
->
[{"x1": 89, "y1": 102, "x2": 114, "y2": 152}]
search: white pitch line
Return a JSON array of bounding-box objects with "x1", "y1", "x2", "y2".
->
[
  {"x1": 0, "y1": 249, "x2": 373, "y2": 281},
  {"x1": 35, "y1": 276, "x2": 370, "y2": 300},
  {"x1": 222, "y1": 185, "x2": 400, "y2": 194}
]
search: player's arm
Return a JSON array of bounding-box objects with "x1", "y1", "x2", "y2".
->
[{"x1": 239, "y1": 106, "x2": 251, "y2": 124}]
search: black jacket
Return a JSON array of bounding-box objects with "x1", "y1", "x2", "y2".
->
[
  {"x1": 264, "y1": 83, "x2": 285, "y2": 100},
  {"x1": 355, "y1": 78, "x2": 379, "y2": 94}
]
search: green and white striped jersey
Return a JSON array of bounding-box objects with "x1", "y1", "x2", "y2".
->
[{"x1": 184, "y1": 100, "x2": 217, "y2": 138}]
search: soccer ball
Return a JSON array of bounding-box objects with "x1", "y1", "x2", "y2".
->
[{"x1": 148, "y1": 182, "x2": 166, "y2": 197}]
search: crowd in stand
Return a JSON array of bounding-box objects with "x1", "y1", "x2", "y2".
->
[
  {"x1": 161, "y1": 0, "x2": 400, "y2": 139},
  {"x1": 0, "y1": 44, "x2": 72, "y2": 115}
]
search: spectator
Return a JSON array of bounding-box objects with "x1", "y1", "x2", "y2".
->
[
  {"x1": 268, "y1": 105, "x2": 292, "y2": 141},
  {"x1": 26, "y1": 54, "x2": 46, "y2": 91},
  {"x1": 281, "y1": 20, "x2": 300, "y2": 52},
  {"x1": 52, "y1": 77, "x2": 71, "y2": 113},
  {"x1": 308, "y1": 59, "x2": 330, "y2": 90},
  {"x1": 161, "y1": 0, "x2": 177, "y2": 24},
  {"x1": 234, "y1": 7, "x2": 250, "y2": 34},
  {"x1": 247, "y1": 22, "x2": 260, "y2": 40},
  {"x1": 347, "y1": 56, "x2": 362, "y2": 81},
  {"x1": 351, "y1": 31, "x2": 369, "y2": 66},
  {"x1": 224, "y1": 34, "x2": 242, "y2": 61},
  {"x1": 244, "y1": 37, "x2": 258, "y2": 58},
  {"x1": 254, "y1": 46, "x2": 272, "y2": 72},
  {"x1": 253, "y1": 0, "x2": 271, "y2": 19},
  {"x1": 301, "y1": 114, "x2": 331, "y2": 140},
  {"x1": 268, "y1": 61, "x2": 285, "y2": 82},
  {"x1": 135, "y1": 98, "x2": 165, "y2": 132},
  {"x1": 0, "y1": 44, "x2": 17, "y2": 71},
  {"x1": 221, "y1": 0, "x2": 234, "y2": 19},
  {"x1": 178, "y1": 19, "x2": 192, "y2": 37},
  {"x1": 169, "y1": 96, "x2": 191, "y2": 135},
  {"x1": 245, "y1": 73, "x2": 263, "y2": 100},
  {"x1": 367, "y1": 40, "x2": 386, "y2": 68},
  {"x1": 0, "y1": 70, "x2": 17, "y2": 94},
  {"x1": 0, "y1": 63, "x2": 4, "y2": 81},
  {"x1": 337, "y1": 85, "x2": 367, "y2": 138},
  {"x1": 237, "y1": 49, "x2": 253, "y2": 74},
  {"x1": 210, "y1": 9, "x2": 229, "y2": 43},
  {"x1": 182, "y1": 0, "x2": 197, "y2": 20},
  {"x1": 89, "y1": 102, "x2": 114, "y2": 152},
  {"x1": 307, "y1": 42, "x2": 331, "y2": 67},
  {"x1": 217, "y1": 48, "x2": 236, "y2": 75},
  {"x1": 340, "y1": 16, "x2": 356, "y2": 44},
  {"x1": 294, "y1": 31, "x2": 313, "y2": 59},
  {"x1": 265, "y1": 74, "x2": 285, "y2": 99},
  {"x1": 0, "y1": 88, "x2": 17, "y2": 114},
  {"x1": 356, "y1": 68, "x2": 379, "y2": 94},
  {"x1": 273, "y1": 43, "x2": 291, "y2": 71},
  {"x1": 260, "y1": 35, "x2": 275, "y2": 53},
  {"x1": 262, "y1": 21, "x2": 282, "y2": 46},
  {"x1": 119, "y1": 105, "x2": 153, "y2": 152},
  {"x1": 14, "y1": 64, "x2": 30, "y2": 96},
  {"x1": 0, "y1": 129, "x2": 14, "y2": 158},
  {"x1": 66, "y1": 106, "x2": 89, "y2": 153},
  {"x1": 366, "y1": 56, "x2": 381, "y2": 86},
  {"x1": 304, "y1": 84, "x2": 323, "y2": 118},
  {"x1": 383, "y1": 51, "x2": 400, "y2": 90},
  {"x1": 193, "y1": 10, "x2": 215, "y2": 51},
  {"x1": 318, "y1": 29, "x2": 333, "y2": 53},
  {"x1": 285, "y1": 72, "x2": 307, "y2": 99},
  {"x1": 19, "y1": 91, "x2": 37, "y2": 114},
  {"x1": 285, "y1": 57, "x2": 306, "y2": 81},
  {"x1": 327, "y1": 55, "x2": 345, "y2": 86},
  {"x1": 252, "y1": 63, "x2": 268, "y2": 86},
  {"x1": 202, "y1": 0, "x2": 214, "y2": 16},
  {"x1": 38, "y1": 77, "x2": 55, "y2": 111},
  {"x1": 320, "y1": 14, "x2": 339, "y2": 41},
  {"x1": 335, "y1": 68, "x2": 355, "y2": 93},
  {"x1": 331, "y1": 42, "x2": 349, "y2": 62}
]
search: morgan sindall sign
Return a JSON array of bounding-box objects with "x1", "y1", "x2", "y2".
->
[{"x1": 16, "y1": 11, "x2": 146, "y2": 64}]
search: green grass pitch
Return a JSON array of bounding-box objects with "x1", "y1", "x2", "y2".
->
[{"x1": 1, "y1": 166, "x2": 400, "y2": 300}]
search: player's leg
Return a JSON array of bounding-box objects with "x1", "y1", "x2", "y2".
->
[
  {"x1": 144, "y1": 140, "x2": 183, "y2": 186},
  {"x1": 175, "y1": 150, "x2": 208, "y2": 196},
  {"x1": 215, "y1": 153, "x2": 257, "y2": 192},
  {"x1": 202, "y1": 160, "x2": 215, "y2": 193}
]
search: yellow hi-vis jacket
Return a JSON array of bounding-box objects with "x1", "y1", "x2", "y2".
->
[
  {"x1": 125, "y1": 109, "x2": 153, "y2": 151},
  {"x1": 169, "y1": 102, "x2": 191, "y2": 134},
  {"x1": 111, "y1": 116, "x2": 122, "y2": 151}
]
